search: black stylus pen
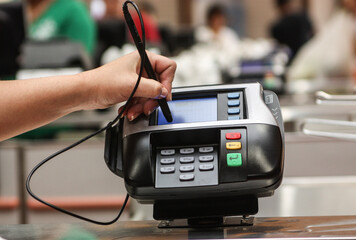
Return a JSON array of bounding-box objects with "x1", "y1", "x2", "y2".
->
[{"x1": 123, "y1": 3, "x2": 173, "y2": 122}]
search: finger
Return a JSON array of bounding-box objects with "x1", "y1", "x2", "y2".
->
[
  {"x1": 143, "y1": 99, "x2": 159, "y2": 115},
  {"x1": 131, "y1": 97, "x2": 158, "y2": 116},
  {"x1": 126, "y1": 98, "x2": 160, "y2": 120},
  {"x1": 134, "y1": 97, "x2": 159, "y2": 110},
  {"x1": 134, "y1": 76, "x2": 168, "y2": 99},
  {"x1": 118, "y1": 97, "x2": 139, "y2": 117},
  {"x1": 146, "y1": 51, "x2": 176, "y2": 92},
  {"x1": 146, "y1": 51, "x2": 177, "y2": 82},
  {"x1": 126, "y1": 104, "x2": 143, "y2": 121}
]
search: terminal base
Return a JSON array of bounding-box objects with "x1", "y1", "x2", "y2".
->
[
  {"x1": 154, "y1": 195, "x2": 258, "y2": 228},
  {"x1": 158, "y1": 216, "x2": 255, "y2": 228}
]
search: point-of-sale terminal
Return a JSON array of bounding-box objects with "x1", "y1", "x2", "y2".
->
[{"x1": 105, "y1": 82, "x2": 285, "y2": 227}]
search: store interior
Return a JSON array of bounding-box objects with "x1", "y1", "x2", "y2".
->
[{"x1": 1, "y1": 0, "x2": 356, "y2": 228}]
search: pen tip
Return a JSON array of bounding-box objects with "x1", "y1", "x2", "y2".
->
[{"x1": 166, "y1": 115, "x2": 173, "y2": 122}]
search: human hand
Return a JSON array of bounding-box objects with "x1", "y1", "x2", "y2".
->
[{"x1": 82, "y1": 51, "x2": 176, "y2": 120}]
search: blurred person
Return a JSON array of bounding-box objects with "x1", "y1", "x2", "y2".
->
[
  {"x1": 194, "y1": 4, "x2": 241, "y2": 70},
  {"x1": 94, "y1": 0, "x2": 126, "y2": 67},
  {"x1": 0, "y1": 51, "x2": 176, "y2": 141},
  {"x1": 97, "y1": 1, "x2": 162, "y2": 67},
  {"x1": 132, "y1": 1, "x2": 161, "y2": 44},
  {"x1": 0, "y1": 10, "x2": 18, "y2": 80},
  {"x1": 0, "y1": 2, "x2": 25, "y2": 80},
  {"x1": 103, "y1": 0, "x2": 123, "y2": 19},
  {"x1": 288, "y1": 0, "x2": 356, "y2": 81},
  {"x1": 270, "y1": 0, "x2": 313, "y2": 60},
  {"x1": 26, "y1": 0, "x2": 96, "y2": 55},
  {"x1": 172, "y1": 4, "x2": 242, "y2": 87},
  {"x1": 91, "y1": 0, "x2": 106, "y2": 20}
]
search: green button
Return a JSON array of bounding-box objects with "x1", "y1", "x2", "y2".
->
[{"x1": 227, "y1": 153, "x2": 242, "y2": 167}]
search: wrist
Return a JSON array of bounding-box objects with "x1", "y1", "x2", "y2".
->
[{"x1": 76, "y1": 70, "x2": 100, "y2": 110}]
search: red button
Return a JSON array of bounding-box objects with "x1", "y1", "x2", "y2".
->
[{"x1": 225, "y1": 132, "x2": 241, "y2": 140}]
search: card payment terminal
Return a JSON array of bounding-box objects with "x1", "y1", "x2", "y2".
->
[{"x1": 105, "y1": 82, "x2": 284, "y2": 223}]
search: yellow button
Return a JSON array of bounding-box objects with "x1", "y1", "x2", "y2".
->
[{"x1": 226, "y1": 142, "x2": 241, "y2": 150}]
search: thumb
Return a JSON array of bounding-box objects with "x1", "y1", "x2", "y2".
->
[{"x1": 134, "y1": 77, "x2": 168, "y2": 99}]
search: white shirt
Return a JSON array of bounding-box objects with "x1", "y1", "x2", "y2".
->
[{"x1": 195, "y1": 25, "x2": 241, "y2": 69}]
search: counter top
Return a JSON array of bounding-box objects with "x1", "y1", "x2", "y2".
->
[{"x1": 1, "y1": 216, "x2": 356, "y2": 239}]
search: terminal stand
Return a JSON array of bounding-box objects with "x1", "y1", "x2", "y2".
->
[
  {"x1": 154, "y1": 195, "x2": 258, "y2": 228},
  {"x1": 158, "y1": 216, "x2": 254, "y2": 229}
]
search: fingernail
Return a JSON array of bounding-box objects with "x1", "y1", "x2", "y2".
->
[
  {"x1": 160, "y1": 87, "x2": 168, "y2": 98},
  {"x1": 129, "y1": 113, "x2": 139, "y2": 121}
]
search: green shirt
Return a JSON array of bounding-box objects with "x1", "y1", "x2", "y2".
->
[{"x1": 29, "y1": 0, "x2": 96, "y2": 55}]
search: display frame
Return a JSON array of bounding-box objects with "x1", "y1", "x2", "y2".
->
[
  {"x1": 149, "y1": 89, "x2": 245, "y2": 126},
  {"x1": 156, "y1": 97, "x2": 218, "y2": 126}
]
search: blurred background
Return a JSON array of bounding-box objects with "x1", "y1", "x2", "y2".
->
[{"x1": 0, "y1": 0, "x2": 356, "y2": 224}]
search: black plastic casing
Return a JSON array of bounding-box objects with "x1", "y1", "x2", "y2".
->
[{"x1": 104, "y1": 83, "x2": 284, "y2": 205}]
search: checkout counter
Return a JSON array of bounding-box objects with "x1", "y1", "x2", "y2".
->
[
  {"x1": 1, "y1": 3, "x2": 356, "y2": 234},
  {"x1": 2, "y1": 215, "x2": 356, "y2": 239}
]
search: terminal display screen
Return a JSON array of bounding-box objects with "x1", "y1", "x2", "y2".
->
[{"x1": 157, "y1": 98, "x2": 217, "y2": 125}]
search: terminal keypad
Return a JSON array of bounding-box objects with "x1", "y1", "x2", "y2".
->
[
  {"x1": 155, "y1": 146, "x2": 218, "y2": 188},
  {"x1": 156, "y1": 128, "x2": 247, "y2": 187}
]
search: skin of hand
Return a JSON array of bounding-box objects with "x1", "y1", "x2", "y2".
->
[
  {"x1": 0, "y1": 51, "x2": 176, "y2": 141},
  {"x1": 83, "y1": 51, "x2": 176, "y2": 120}
]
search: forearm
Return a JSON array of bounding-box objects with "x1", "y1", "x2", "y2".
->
[
  {"x1": 0, "y1": 73, "x2": 92, "y2": 141},
  {"x1": 0, "y1": 51, "x2": 176, "y2": 141}
]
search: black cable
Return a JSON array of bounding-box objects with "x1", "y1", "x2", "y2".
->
[{"x1": 26, "y1": 0, "x2": 146, "y2": 225}]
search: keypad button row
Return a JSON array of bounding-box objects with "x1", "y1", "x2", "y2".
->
[
  {"x1": 160, "y1": 164, "x2": 214, "y2": 174},
  {"x1": 160, "y1": 147, "x2": 214, "y2": 156},
  {"x1": 160, "y1": 155, "x2": 214, "y2": 164}
]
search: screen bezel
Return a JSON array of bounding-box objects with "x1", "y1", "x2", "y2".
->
[
  {"x1": 156, "y1": 97, "x2": 218, "y2": 126},
  {"x1": 149, "y1": 89, "x2": 246, "y2": 126},
  {"x1": 150, "y1": 92, "x2": 217, "y2": 126}
]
